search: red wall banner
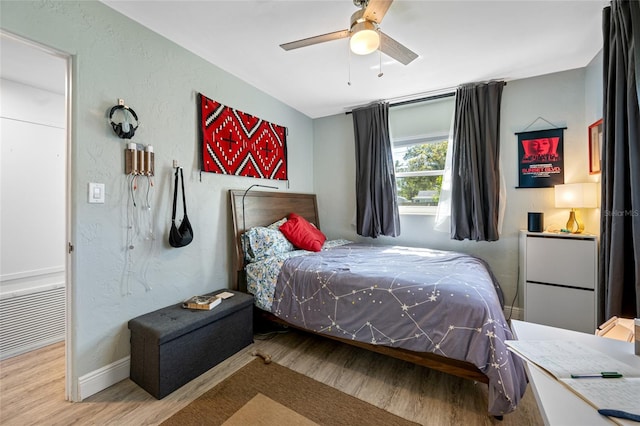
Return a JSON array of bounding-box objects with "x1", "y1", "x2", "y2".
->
[{"x1": 199, "y1": 93, "x2": 287, "y2": 180}]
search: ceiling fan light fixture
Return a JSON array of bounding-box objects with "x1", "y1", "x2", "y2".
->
[{"x1": 350, "y1": 21, "x2": 380, "y2": 55}]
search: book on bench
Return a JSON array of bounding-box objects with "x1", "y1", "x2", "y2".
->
[{"x1": 182, "y1": 295, "x2": 222, "y2": 310}]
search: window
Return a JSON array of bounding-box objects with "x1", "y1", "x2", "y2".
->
[
  {"x1": 392, "y1": 135, "x2": 448, "y2": 213},
  {"x1": 389, "y1": 96, "x2": 455, "y2": 215}
]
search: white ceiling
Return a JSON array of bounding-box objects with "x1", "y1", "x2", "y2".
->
[
  {"x1": 100, "y1": 0, "x2": 607, "y2": 118},
  {"x1": 16, "y1": 0, "x2": 606, "y2": 119}
]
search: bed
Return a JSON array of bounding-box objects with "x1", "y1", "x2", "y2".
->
[{"x1": 229, "y1": 189, "x2": 527, "y2": 417}]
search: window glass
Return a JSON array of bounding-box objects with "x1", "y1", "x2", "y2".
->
[{"x1": 389, "y1": 96, "x2": 455, "y2": 214}]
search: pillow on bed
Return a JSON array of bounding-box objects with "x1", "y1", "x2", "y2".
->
[
  {"x1": 267, "y1": 217, "x2": 287, "y2": 229},
  {"x1": 244, "y1": 226, "x2": 294, "y2": 262},
  {"x1": 279, "y1": 213, "x2": 326, "y2": 252}
]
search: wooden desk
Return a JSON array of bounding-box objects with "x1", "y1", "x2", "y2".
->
[{"x1": 511, "y1": 320, "x2": 640, "y2": 426}]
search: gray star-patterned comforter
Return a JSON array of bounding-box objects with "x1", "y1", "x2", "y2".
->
[{"x1": 271, "y1": 243, "x2": 527, "y2": 416}]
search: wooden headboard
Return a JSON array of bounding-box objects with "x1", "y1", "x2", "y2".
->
[{"x1": 229, "y1": 189, "x2": 319, "y2": 289}]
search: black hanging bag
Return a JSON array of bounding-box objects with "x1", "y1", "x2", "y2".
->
[{"x1": 169, "y1": 168, "x2": 193, "y2": 247}]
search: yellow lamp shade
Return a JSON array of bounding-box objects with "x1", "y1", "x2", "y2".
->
[
  {"x1": 554, "y1": 183, "x2": 598, "y2": 209},
  {"x1": 554, "y1": 183, "x2": 598, "y2": 233}
]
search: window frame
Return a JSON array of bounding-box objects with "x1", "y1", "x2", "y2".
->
[{"x1": 392, "y1": 133, "x2": 449, "y2": 216}]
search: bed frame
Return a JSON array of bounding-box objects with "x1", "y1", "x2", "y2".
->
[{"x1": 229, "y1": 189, "x2": 489, "y2": 385}]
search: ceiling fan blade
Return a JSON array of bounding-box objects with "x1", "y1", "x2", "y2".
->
[
  {"x1": 280, "y1": 29, "x2": 350, "y2": 51},
  {"x1": 363, "y1": 0, "x2": 393, "y2": 24},
  {"x1": 379, "y1": 31, "x2": 418, "y2": 65}
]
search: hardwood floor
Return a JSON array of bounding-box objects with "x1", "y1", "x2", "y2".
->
[{"x1": 0, "y1": 329, "x2": 544, "y2": 425}]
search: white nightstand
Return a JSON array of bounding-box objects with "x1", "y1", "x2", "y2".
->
[{"x1": 519, "y1": 231, "x2": 598, "y2": 334}]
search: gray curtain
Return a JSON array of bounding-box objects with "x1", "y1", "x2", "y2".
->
[
  {"x1": 352, "y1": 102, "x2": 400, "y2": 238},
  {"x1": 450, "y1": 81, "x2": 505, "y2": 241},
  {"x1": 601, "y1": 1, "x2": 640, "y2": 319}
]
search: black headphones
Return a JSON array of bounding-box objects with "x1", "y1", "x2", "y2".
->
[{"x1": 109, "y1": 104, "x2": 139, "y2": 139}]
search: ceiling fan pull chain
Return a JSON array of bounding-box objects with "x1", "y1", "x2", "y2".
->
[
  {"x1": 378, "y1": 48, "x2": 384, "y2": 78},
  {"x1": 348, "y1": 43, "x2": 352, "y2": 86}
]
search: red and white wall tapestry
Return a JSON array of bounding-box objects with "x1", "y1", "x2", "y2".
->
[{"x1": 198, "y1": 93, "x2": 287, "y2": 180}]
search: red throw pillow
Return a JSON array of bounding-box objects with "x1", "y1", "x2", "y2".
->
[{"x1": 279, "y1": 213, "x2": 326, "y2": 252}]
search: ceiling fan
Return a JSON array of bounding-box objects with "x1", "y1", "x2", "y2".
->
[{"x1": 279, "y1": 0, "x2": 418, "y2": 66}]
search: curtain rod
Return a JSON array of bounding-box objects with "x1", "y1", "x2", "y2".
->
[
  {"x1": 345, "y1": 91, "x2": 454, "y2": 115},
  {"x1": 344, "y1": 81, "x2": 507, "y2": 115},
  {"x1": 392, "y1": 92, "x2": 455, "y2": 107}
]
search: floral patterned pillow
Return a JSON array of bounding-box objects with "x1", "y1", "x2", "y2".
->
[
  {"x1": 267, "y1": 217, "x2": 287, "y2": 229},
  {"x1": 244, "y1": 225, "x2": 294, "y2": 262}
]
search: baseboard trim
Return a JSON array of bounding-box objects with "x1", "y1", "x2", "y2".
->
[
  {"x1": 504, "y1": 305, "x2": 523, "y2": 321},
  {"x1": 78, "y1": 356, "x2": 130, "y2": 401}
]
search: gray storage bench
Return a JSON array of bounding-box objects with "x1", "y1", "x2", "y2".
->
[{"x1": 128, "y1": 289, "x2": 253, "y2": 399}]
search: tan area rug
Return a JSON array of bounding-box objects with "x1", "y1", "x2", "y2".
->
[
  {"x1": 161, "y1": 358, "x2": 419, "y2": 426},
  {"x1": 222, "y1": 393, "x2": 318, "y2": 426}
]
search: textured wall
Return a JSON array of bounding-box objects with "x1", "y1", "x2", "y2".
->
[
  {"x1": 585, "y1": 49, "x2": 604, "y2": 127},
  {"x1": 1, "y1": 0, "x2": 314, "y2": 398}
]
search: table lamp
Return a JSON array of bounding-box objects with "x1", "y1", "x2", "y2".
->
[{"x1": 554, "y1": 183, "x2": 598, "y2": 233}]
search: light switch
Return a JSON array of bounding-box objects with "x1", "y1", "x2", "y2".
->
[{"x1": 88, "y1": 183, "x2": 105, "y2": 204}]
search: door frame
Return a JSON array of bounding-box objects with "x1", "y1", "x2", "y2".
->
[{"x1": 0, "y1": 30, "x2": 75, "y2": 401}]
